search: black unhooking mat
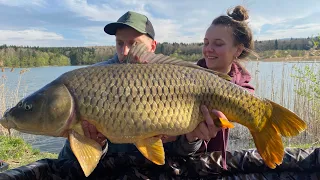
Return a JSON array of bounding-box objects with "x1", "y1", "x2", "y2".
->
[{"x1": 0, "y1": 147, "x2": 319, "y2": 180}]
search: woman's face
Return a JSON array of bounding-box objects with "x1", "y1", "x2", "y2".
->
[{"x1": 202, "y1": 24, "x2": 243, "y2": 73}]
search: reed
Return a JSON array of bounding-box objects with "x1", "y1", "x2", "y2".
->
[
  {"x1": 228, "y1": 58, "x2": 319, "y2": 150},
  {"x1": 0, "y1": 68, "x2": 29, "y2": 136}
]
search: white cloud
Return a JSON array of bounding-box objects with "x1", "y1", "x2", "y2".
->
[
  {"x1": 0, "y1": 0, "x2": 46, "y2": 7},
  {"x1": 0, "y1": 29, "x2": 64, "y2": 41},
  {"x1": 255, "y1": 23, "x2": 320, "y2": 40},
  {"x1": 249, "y1": 15, "x2": 286, "y2": 34},
  {"x1": 63, "y1": 0, "x2": 207, "y2": 44},
  {"x1": 0, "y1": 29, "x2": 67, "y2": 47},
  {"x1": 1, "y1": 0, "x2": 318, "y2": 46},
  {"x1": 77, "y1": 17, "x2": 204, "y2": 45},
  {"x1": 79, "y1": 26, "x2": 115, "y2": 46},
  {"x1": 150, "y1": 18, "x2": 205, "y2": 43},
  {"x1": 293, "y1": 23, "x2": 320, "y2": 29},
  {"x1": 61, "y1": 1, "x2": 320, "y2": 44},
  {"x1": 64, "y1": 0, "x2": 125, "y2": 22}
]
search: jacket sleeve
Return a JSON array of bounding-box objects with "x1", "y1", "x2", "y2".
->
[
  {"x1": 58, "y1": 139, "x2": 138, "y2": 161},
  {"x1": 58, "y1": 140, "x2": 77, "y2": 161},
  {"x1": 91, "y1": 54, "x2": 120, "y2": 66},
  {"x1": 164, "y1": 135, "x2": 203, "y2": 156}
]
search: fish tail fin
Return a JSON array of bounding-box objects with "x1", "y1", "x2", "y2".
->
[
  {"x1": 268, "y1": 100, "x2": 307, "y2": 137},
  {"x1": 250, "y1": 99, "x2": 307, "y2": 169},
  {"x1": 250, "y1": 123, "x2": 284, "y2": 169}
]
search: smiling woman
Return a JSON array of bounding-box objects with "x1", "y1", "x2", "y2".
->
[
  {"x1": 195, "y1": 6, "x2": 256, "y2": 161},
  {"x1": 200, "y1": 6, "x2": 254, "y2": 73}
]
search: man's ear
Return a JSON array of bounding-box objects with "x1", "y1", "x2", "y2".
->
[{"x1": 151, "y1": 40, "x2": 157, "y2": 53}]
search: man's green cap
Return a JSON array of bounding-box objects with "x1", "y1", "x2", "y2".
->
[{"x1": 104, "y1": 11, "x2": 155, "y2": 39}]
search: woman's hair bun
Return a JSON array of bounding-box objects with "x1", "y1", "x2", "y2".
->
[{"x1": 227, "y1": 5, "x2": 249, "y2": 21}]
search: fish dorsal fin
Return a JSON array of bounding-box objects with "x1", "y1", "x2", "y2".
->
[
  {"x1": 124, "y1": 42, "x2": 149, "y2": 64},
  {"x1": 124, "y1": 42, "x2": 232, "y2": 81}
]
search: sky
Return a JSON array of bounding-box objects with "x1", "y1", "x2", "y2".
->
[{"x1": 0, "y1": 0, "x2": 320, "y2": 47}]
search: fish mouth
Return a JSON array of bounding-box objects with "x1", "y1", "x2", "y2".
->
[
  {"x1": 0, "y1": 107, "x2": 75, "y2": 137},
  {"x1": 0, "y1": 114, "x2": 17, "y2": 130},
  {"x1": 0, "y1": 107, "x2": 18, "y2": 131},
  {"x1": 0, "y1": 115, "x2": 48, "y2": 135},
  {"x1": 0, "y1": 115, "x2": 19, "y2": 136},
  {"x1": 0, "y1": 116, "x2": 8, "y2": 128}
]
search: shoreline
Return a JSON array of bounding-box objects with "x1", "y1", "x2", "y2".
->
[
  {"x1": 258, "y1": 56, "x2": 320, "y2": 62},
  {"x1": 0, "y1": 57, "x2": 319, "y2": 69}
]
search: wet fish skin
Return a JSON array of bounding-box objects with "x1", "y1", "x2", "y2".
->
[
  {"x1": 61, "y1": 63, "x2": 230, "y2": 141},
  {"x1": 0, "y1": 43, "x2": 307, "y2": 177}
]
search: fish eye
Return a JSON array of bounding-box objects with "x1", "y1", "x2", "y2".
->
[
  {"x1": 17, "y1": 101, "x2": 23, "y2": 108},
  {"x1": 24, "y1": 104, "x2": 32, "y2": 111}
]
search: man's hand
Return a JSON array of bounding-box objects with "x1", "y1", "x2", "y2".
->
[
  {"x1": 82, "y1": 121, "x2": 107, "y2": 147},
  {"x1": 185, "y1": 105, "x2": 229, "y2": 142},
  {"x1": 154, "y1": 135, "x2": 177, "y2": 143}
]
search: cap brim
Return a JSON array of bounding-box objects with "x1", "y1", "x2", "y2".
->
[{"x1": 104, "y1": 22, "x2": 146, "y2": 35}]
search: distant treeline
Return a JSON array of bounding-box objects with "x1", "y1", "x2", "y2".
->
[
  {"x1": 0, "y1": 36, "x2": 319, "y2": 67},
  {"x1": 155, "y1": 37, "x2": 320, "y2": 60},
  {"x1": 0, "y1": 45, "x2": 115, "y2": 67}
]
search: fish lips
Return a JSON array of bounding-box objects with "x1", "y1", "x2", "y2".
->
[{"x1": 0, "y1": 110, "x2": 17, "y2": 130}]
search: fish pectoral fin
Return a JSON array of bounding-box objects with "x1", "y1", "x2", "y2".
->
[
  {"x1": 69, "y1": 130, "x2": 102, "y2": 177},
  {"x1": 134, "y1": 137, "x2": 165, "y2": 165},
  {"x1": 216, "y1": 117, "x2": 235, "y2": 129}
]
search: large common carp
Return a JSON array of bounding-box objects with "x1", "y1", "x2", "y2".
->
[{"x1": 0, "y1": 43, "x2": 307, "y2": 177}]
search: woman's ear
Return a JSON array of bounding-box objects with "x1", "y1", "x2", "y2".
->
[{"x1": 235, "y1": 43, "x2": 245, "y2": 58}]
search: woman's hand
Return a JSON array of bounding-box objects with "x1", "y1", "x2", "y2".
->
[{"x1": 185, "y1": 105, "x2": 229, "y2": 142}]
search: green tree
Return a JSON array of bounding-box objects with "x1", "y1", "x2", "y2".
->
[
  {"x1": 292, "y1": 34, "x2": 320, "y2": 114},
  {"x1": 292, "y1": 65, "x2": 319, "y2": 113}
]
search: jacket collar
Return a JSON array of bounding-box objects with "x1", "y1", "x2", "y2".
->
[{"x1": 196, "y1": 58, "x2": 252, "y2": 85}]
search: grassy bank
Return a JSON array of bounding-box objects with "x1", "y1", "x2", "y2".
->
[
  {"x1": 0, "y1": 68, "x2": 58, "y2": 170},
  {"x1": 287, "y1": 142, "x2": 320, "y2": 149},
  {"x1": 0, "y1": 135, "x2": 58, "y2": 169}
]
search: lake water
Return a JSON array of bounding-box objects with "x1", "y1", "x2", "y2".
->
[{"x1": 0, "y1": 59, "x2": 319, "y2": 153}]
